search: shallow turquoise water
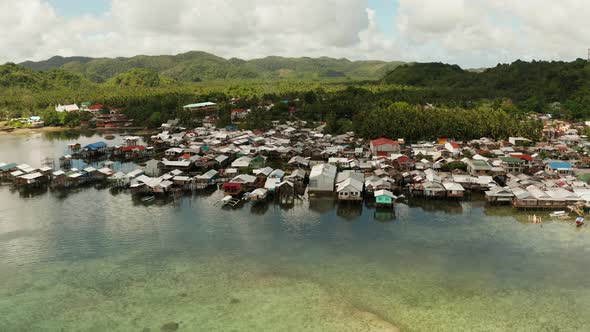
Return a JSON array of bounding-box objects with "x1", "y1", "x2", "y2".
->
[{"x1": 1, "y1": 132, "x2": 590, "y2": 331}]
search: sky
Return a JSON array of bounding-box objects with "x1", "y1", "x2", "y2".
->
[{"x1": 1, "y1": 0, "x2": 589, "y2": 68}]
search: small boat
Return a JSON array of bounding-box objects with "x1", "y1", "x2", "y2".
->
[
  {"x1": 141, "y1": 196, "x2": 155, "y2": 202},
  {"x1": 104, "y1": 135, "x2": 116, "y2": 140},
  {"x1": 214, "y1": 195, "x2": 241, "y2": 207},
  {"x1": 576, "y1": 217, "x2": 585, "y2": 228},
  {"x1": 549, "y1": 211, "x2": 569, "y2": 219}
]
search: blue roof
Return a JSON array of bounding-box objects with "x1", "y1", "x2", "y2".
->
[
  {"x1": 83, "y1": 142, "x2": 107, "y2": 151},
  {"x1": 548, "y1": 161, "x2": 573, "y2": 169}
]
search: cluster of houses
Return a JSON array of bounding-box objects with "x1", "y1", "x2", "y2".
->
[
  {"x1": 4, "y1": 114, "x2": 590, "y2": 211},
  {"x1": 139, "y1": 117, "x2": 590, "y2": 209},
  {"x1": 7, "y1": 103, "x2": 133, "y2": 130},
  {"x1": 56, "y1": 103, "x2": 121, "y2": 114}
]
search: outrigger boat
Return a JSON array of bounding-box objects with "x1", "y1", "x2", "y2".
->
[
  {"x1": 549, "y1": 211, "x2": 569, "y2": 219},
  {"x1": 568, "y1": 203, "x2": 585, "y2": 228},
  {"x1": 141, "y1": 195, "x2": 155, "y2": 202},
  {"x1": 214, "y1": 195, "x2": 242, "y2": 208}
]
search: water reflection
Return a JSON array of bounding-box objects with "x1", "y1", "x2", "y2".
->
[
  {"x1": 10, "y1": 186, "x2": 49, "y2": 198},
  {"x1": 41, "y1": 129, "x2": 148, "y2": 142},
  {"x1": 0, "y1": 130, "x2": 147, "y2": 169},
  {"x1": 336, "y1": 201, "x2": 363, "y2": 221},
  {"x1": 405, "y1": 198, "x2": 464, "y2": 214},
  {"x1": 308, "y1": 196, "x2": 337, "y2": 214},
  {"x1": 250, "y1": 202, "x2": 270, "y2": 215},
  {"x1": 373, "y1": 209, "x2": 396, "y2": 222},
  {"x1": 4, "y1": 131, "x2": 590, "y2": 331},
  {"x1": 41, "y1": 130, "x2": 97, "y2": 141}
]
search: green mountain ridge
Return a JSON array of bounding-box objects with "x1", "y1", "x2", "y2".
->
[{"x1": 17, "y1": 51, "x2": 406, "y2": 82}]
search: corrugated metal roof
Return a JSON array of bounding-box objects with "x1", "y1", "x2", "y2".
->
[{"x1": 184, "y1": 102, "x2": 217, "y2": 108}]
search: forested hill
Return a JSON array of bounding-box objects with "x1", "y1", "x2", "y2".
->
[
  {"x1": 18, "y1": 51, "x2": 405, "y2": 82},
  {"x1": 0, "y1": 63, "x2": 89, "y2": 90},
  {"x1": 383, "y1": 59, "x2": 590, "y2": 115}
]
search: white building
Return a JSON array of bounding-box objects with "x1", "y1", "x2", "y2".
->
[
  {"x1": 231, "y1": 156, "x2": 253, "y2": 168},
  {"x1": 55, "y1": 104, "x2": 80, "y2": 113},
  {"x1": 336, "y1": 178, "x2": 364, "y2": 200},
  {"x1": 308, "y1": 163, "x2": 337, "y2": 192}
]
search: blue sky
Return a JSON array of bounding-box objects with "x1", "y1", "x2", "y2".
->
[
  {"x1": 48, "y1": 0, "x2": 110, "y2": 17},
  {"x1": 4, "y1": 1, "x2": 587, "y2": 66},
  {"x1": 49, "y1": 0, "x2": 399, "y2": 34},
  {"x1": 368, "y1": 0, "x2": 397, "y2": 37}
]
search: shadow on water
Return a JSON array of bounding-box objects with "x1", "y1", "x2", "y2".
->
[
  {"x1": 41, "y1": 130, "x2": 93, "y2": 142},
  {"x1": 50, "y1": 183, "x2": 111, "y2": 200},
  {"x1": 308, "y1": 196, "x2": 337, "y2": 214},
  {"x1": 250, "y1": 201, "x2": 270, "y2": 215},
  {"x1": 190, "y1": 187, "x2": 218, "y2": 198},
  {"x1": 11, "y1": 186, "x2": 49, "y2": 198},
  {"x1": 336, "y1": 201, "x2": 363, "y2": 221},
  {"x1": 406, "y1": 198, "x2": 464, "y2": 214},
  {"x1": 278, "y1": 201, "x2": 296, "y2": 211},
  {"x1": 131, "y1": 195, "x2": 175, "y2": 207},
  {"x1": 41, "y1": 129, "x2": 145, "y2": 142},
  {"x1": 373, "y1": 208, "x2": 396, "y2": 223}
]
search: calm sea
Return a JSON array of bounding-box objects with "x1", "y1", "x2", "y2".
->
[{"x1": 0, "y1": 131, "x2": 589, "y2": 331}]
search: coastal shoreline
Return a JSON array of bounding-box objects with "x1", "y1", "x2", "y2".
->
[{"x1": 0, "y1": 126, "x2": 154, "y2": 136}]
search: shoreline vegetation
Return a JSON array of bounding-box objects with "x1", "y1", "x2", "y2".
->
[
  {"x1": 0, "y1": 125, "x2": 155, "y2": 136},
  {"x1": 1, "y1": 54, "x2": 590, "y2": 143}
]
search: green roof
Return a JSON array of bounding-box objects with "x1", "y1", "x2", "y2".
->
[
  {"x1": 577, "y1": 173, "x2": 590, "y2": 182},
  {"x1": 468, "y1": 159, "x2": 492, "y2": 170},
  {"x1": 500, "y1": 156, "x2": 525, "y2": 164}
]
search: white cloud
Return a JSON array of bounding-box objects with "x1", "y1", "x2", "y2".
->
[
  {"x1": 395, "y1": 0, "x2": 590, "y2": 67},
  {"x1": 1, "y1": 0, "x2": 589, "y2": 67},
  {"x1": 0, "y1": 0, "x2": 390, "y2": 64}
]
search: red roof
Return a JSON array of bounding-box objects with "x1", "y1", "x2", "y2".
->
[
  {"x1": 253, "y1": 130, "x2": 263, "y2": 136},
  {"x1": 180, "y1": 153, "x2": 192, "y2": 159},
  {"x1": 371, "y1": 138, "x2": 399, "y2": 147},
  {"x1": 512, "y1": 154, "x2": 533, "y2": 161},
  {"x1": 121, "y1": 145, "x2": 146, "y2": 152},
  {"x1": 231, "y1": 109, "x2": 247, "y2": 113},
  {"x1": 222, "y1": 183, "x2": 242, "y2": 190},
  {"x1": 449, "y1": 142, "x2": 460, "y2": 149},
  {"x1": 89, "y1": 104, "x2": 105, "y2": 110},
  {"x1": 396, "y1": 155, "x2": 414, "y2": 163}
]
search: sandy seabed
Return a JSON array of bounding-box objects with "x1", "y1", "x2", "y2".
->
[{"x1": 1, "y1": 240, "x2": 589, "y2": 332}]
